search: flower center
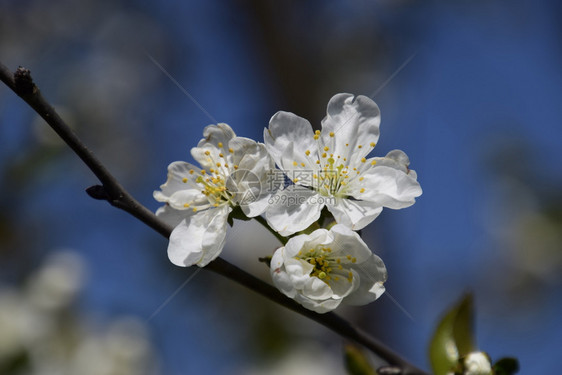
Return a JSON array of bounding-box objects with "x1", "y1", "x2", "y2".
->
[
  {"x1": 316, "y1": 157, "x2": 351, "y2": 197},
  {"x1": 297, "y1": 246, "x2": 357, "y2": 284},
  {"x1": 296, "y1": 130, "x2": 377, "y2": 198},
  {"x1": 181, "y1": 144, "x2": 240, "y2": 212},
  {"x1": 196, "y1": 172, "x2": 232, "y2": 207}
]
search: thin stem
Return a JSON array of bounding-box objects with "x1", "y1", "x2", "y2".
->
[
  {"x1": 0, "y1": 62, "x2": 428, "y2": 375},
  {"x1": 252, "y1": 215, "x2": 287, "y2": 245}
]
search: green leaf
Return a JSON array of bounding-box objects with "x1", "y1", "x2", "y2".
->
[
  {"x1": 429, "y1": 294, "x2": 476, "y2": 375},
  {"x1": 493, "y1": 357, "x2": 520, "y2": 375},
  {"x1": 344, "y1": 344, "x2": 376, "y2": 375}
]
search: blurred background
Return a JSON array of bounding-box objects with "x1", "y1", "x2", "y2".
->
[{"x1": 1, "y1": 0, "x2": 561, "y2": 374}]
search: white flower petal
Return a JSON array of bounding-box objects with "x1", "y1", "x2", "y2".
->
[
  {"x1": 227, "y1": 136, "x2": 260, "y2": 166},
  {"x1": 153, "y1": 161, "x2": 201, "y2": 201},
  {"x1": 302, "y1": 277, "x2": 333, "y2": 300},
  {"x1": 265, "y1": 187, "x2": 324, "y2": 236},
  {"x1": 344, "y1": 254, "x2": 387, "y2": 306},
  {"x1": 356, "y1": 165, "x2": 422, "y2": 209},
  {"x1": 167, "y1": 218, "x2": 204, "y2": 267},
  {"x1": 265, "y1": 111, "x2": 317, "y2": 168},
  {"x1": 241, "y1": 196, "x2": 270, "y2": 218},
  {"x1": 271, "y1": 269, "x2": 298, "y2": 298},
  {"x1": 167, "y1": 206, "x2": 230, "y2": 267},
  {"x1": 283, "y1": 233, "x2": 310, "y2": 258},
  {"x1": 320, "y1": 93, "x2": 380, "y2": 163},
  {"x1": 302, "y1": 228, "x2": 332, "y2": 247},
  {"x1": 231, "y1": 143, "x2": 277, "y2": 217},
  {"x1": 167, "y1": 189, "x2": 208, "y2": 210},
  {"x1": 271, "y1": 248, "x2": 298, "y2": 298},
  {"x1": 285, "y1": 258, "x2": 314, "y2": 290},
  {"x1": 197, "y1": 123, "x2": 236, "y2": 149},
  {"x1": 325, "y1": 272, "x2": 358, "y2": 299},
  {"x1": 155, "y1": 204, "x2": 189, "y2": 228},
  {"x1": 329, "y1": 224, "x2": 372, "y2": 262},
  {"x1": 326, "y1": 198, "x2": 383, "y2": 231},
  {"x1": 274, "y1": 142, "x2": 318, "y2": 183},
  {"x1": 198, "y1": 205, "x2": 231, "y2": 266},
  {"x1": 295, "y1": 294, "x2": 343, "y2": 314}
]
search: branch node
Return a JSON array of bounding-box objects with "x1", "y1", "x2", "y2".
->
[
  {"x1": 14, "y1": 66, "x2": 37, "y2": 96},
  {"x1": 86, "y1": 185, "x2": 110, "y2": 201}
]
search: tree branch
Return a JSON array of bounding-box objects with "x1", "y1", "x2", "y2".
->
[{"x1": 0, "y1": 62, "x2": 428, "y2": 375}]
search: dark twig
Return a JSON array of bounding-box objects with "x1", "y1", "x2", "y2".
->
[{"x1": 0, "y1": 62, "x2": 428, "y2": 375}]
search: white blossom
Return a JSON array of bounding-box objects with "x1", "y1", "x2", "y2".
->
[
  {"x1": 264, "y1": 93, "x2": 422, "y2": 236},
  {"x1": 154, "y1": 123, "x2": 274, "y2": 267},
  {"x1": 464, "y1": 352, "x2": 493, "y2": 375},
  {"x1": 270, "y1": 224, "x2": 387, "y2": 313}
]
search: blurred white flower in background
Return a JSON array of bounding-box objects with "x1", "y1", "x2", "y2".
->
[
  {"x1": 239, "y1": 344, "x2": 343, "y2": 375},
  {"x1": 0, "y1": 250, "x2": 160, "y2": 375},
  {"x1": 463, "y1": 352, "x2": 493, "y2": 375}
]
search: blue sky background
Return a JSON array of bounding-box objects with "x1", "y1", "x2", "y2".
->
[{"x1": 1, "y1": 0, "x2": 561, "y2": 374}]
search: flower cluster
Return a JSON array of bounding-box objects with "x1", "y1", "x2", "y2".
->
[{"x1": 154, "y1": 93, "x2": 422, "y2": 313}]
